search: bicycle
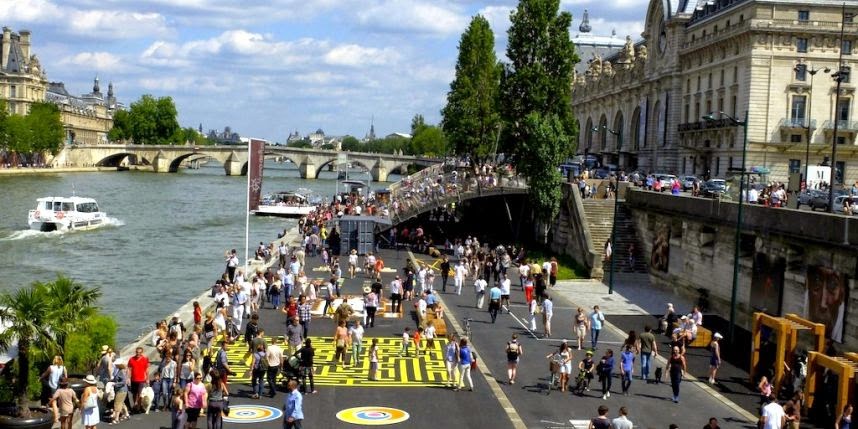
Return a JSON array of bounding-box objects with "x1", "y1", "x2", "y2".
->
[
  {"x1": 572, "y1": 369, "x2": 590, "y2": 396},
  {"x1": 545, "y1": 354, "x2": 564, "y2": 395},
  {"x1": 462, "y1": 318, "x2": 472, "y2": 340}
]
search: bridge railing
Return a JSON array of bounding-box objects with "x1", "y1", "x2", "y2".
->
[{"x1": 389, "y1": 163, "x2": 528, "y2": 223}]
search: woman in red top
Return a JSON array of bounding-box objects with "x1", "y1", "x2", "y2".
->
[{"x1": 193, "y1": 301, "x2": 202, "y2": 327}]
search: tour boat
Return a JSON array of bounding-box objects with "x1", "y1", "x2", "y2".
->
[
  {"x1": 253, "y1": 189, "x2": 319, "y2": 218},
  {"x1": 28, "y1": 196, "x2": 107, "y2": 232}
]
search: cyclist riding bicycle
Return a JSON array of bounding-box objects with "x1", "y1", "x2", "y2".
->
[{"x1": 576, "y1": 349, "x2": 596, "y2": 392}]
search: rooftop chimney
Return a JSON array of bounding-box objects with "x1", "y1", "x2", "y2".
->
[
  {"x1": 19, "y1": 30, "x2": 30, "y2": 63},
  {"x1": 1, "y1": 27, "x2": 11, "y2": 70}
]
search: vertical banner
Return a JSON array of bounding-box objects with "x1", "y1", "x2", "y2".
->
[{"x1": 247, "y1": 139, "x2": 265, "y2": 212}]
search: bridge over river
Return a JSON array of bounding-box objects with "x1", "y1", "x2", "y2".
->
[{"x1": 54, "y1": 144, "x2": 439, "y2": 181}]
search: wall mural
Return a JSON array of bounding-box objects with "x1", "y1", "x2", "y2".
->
[
  {"x1": 804, "y1": 265, "x2": 848, "y2": 343},
  {"x1": 650, "y1": 226, "x2": 670, "y2": 272}
]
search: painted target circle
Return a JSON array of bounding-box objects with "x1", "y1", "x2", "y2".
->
[
  {"x1": 336, "y1": 406, "x2": 410, "y2": 425},
  {"x1": 222, "y1": 405, "x2": 283, "y2": 424}
]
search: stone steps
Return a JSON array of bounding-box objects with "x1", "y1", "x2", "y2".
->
[{"x1": 582, "y1": 200, "x2": 647, "y2": 274}]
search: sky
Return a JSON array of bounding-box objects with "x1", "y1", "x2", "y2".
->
[{"x1": 1, "y1": 0, "x2": 648, "y2": 142}]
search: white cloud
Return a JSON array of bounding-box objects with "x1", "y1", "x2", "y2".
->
[
  {"x1": 0, "y1": 0, "x2": 63, "y2": 22},
  {"x1": 67, "y1": 10, "x2": 171, "y2": 39},
  {"x1": 59, "y1": 52, "x2": 126, "y2": 72},
  {"x1": 589, "y1": 18, "x2": 646, "y2": 39},
  {"x1": 324, "y1": 44, "x2": 399, "y2": 67},
  {"x1": 357, "y1": 0, "x2": 468, "y2": 36},
  {"x1": 478, "y1": 5, "x2": 513, "y2": 38}
]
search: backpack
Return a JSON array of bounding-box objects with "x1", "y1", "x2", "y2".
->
[
  {"x1": 506, "y1": 342, "x2": 520, "y2": 360},
  {"x1": 255, "y1": 351, "x2": 268, "y2": 371}
]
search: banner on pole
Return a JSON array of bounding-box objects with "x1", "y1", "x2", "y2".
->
[{"x1": 248, "y1": 139, "x2": 265, "y2": 212}]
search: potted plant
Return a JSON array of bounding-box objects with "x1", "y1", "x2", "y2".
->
[{"x1": 0, "y1": 276, "x2": 101, "y2": 429}]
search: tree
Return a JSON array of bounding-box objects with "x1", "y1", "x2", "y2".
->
[
  {"x1": 500, "y1": 0, "x2": 578, "y2": 224},
  {"x1": 341, "y1": 135, "x2": 361, "y2": 152},
  {"x1": 0, "y1": 277, "x2": 102, "y2": 416},
  {"x1": 411, "y1": 114, "x2": 427, "y2": 137},
  {"x1": 27, "y1": 102, "x2": 64, "y2": 155},
  {"x1": 108, "y1": 109, "x2": 130, "y2": 142},
  {"x1": 287, "y1": 139, "x2": 312, "y2": 149},
  {"x1": 410, "y1": 125, "x2": 447, "y2": 157},
  {"x1": 124, "y1": 95, "x2": 180, "y2": 145},
  {"x1": 441, "y1": 15, "x2": 501, "y2": 160}
]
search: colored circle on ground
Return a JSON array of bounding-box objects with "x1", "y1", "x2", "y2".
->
[
  {"x1": 336, "y1": 406, "x2": 410, "y2": 425},
  {"x1": 223, "y1": 405, "x2": 283, "y2": 423}
]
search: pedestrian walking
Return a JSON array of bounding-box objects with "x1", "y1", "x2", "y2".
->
[
  {"x1": 611, "y1": 407, "x2": 634, "y2": 429},
  {"x1": 708, "y1": 332, "x2": 723, "y2": 384},
  {"x1": 598, "y1": 349, "x2": 615, "y2": 400},
  {"x1": 399, "y1": 327, "x2": 411, "y2": 357},
  {"x1": 620, "y1": 345, "x2": 635, "y2": 395},
  {"x1": 207, "y1": 369, "x2": 229, "y2": 429},
  {"x1": 835, "y1": 404, "x2": 852, "y2": 429},
  {"x1": 455, "y1": 338, "x2": 474, "y2": 392},
  {"x1": 759, "y1": 395, "x2": 785, "y2": 429},
  {"x1": 444, "y1": 334, "x2": 460, "y2": 388},
  {"x1": 368, "y1": 338, "x2": 380, "y2": 381},
  {"x1": 284, "y1": 380, "x2": 304, "y2": 429},
  {"x1": 49, "y1": 378, "x2": 77, "y2": 429},
  {"x1": 588, "y1": 405, "x2": 611, "y2": 429},
  {"x1": 574, "y1": 307, "x2": 588, "y2": 350},
  {"x1": 488, "y1": 283, "x2": 502, "y2": 323},
  {"x1": 639, "y1": 325, "x2": 657, "y2": 382},
  {"x1": 528, "y1": 298, "x2": 539, "y2": 331},
  {"x1": 506, "y1": 334, "x2": 523, "y2": 385},
  {"x1": 542, "y1": 295, "x2": 554, "y2": 338},
  {"x1": 474, "y1": 276, "x2": 487, "y2": 309},
  {"x1": 389, "y1": 276, "x2": 403, "y2": 314},
  {"x1": 590, "y1": 306, "x2": 605, "y2": 350},
  {"x1": 298, "y1": 338, "x2": 316, "y2": 394},
  {"x1": 265, "y1": 338, "x2": 284, "y2": 397},
  {"x1": 666, "y1": 346, "x2": 687, "y2": 403},
  {"x1": 440, "y1": 256, "x2": 450, "y2": 293},
  {"x1": 454, "y1": 260, "x2": 467, "y2": 295},
  {"x1": 350, "y1": 320, "x2": 365, "y2": 366}
]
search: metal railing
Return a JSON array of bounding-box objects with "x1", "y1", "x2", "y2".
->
[
  {"x1": 822, "y1": 120, "x2": 858, "y2": 132},
  {"x1": 388, "y1": 164, "x2": 528, "y2": 223},
  {"x1": 778, "y1": 118, "x2": 816, "y2": 128}
]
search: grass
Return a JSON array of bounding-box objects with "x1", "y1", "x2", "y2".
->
[{"x1": 522, "y1": 248, "x2": 589, "y2": 280}]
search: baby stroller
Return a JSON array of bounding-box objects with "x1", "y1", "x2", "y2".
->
[{"x1": 281, "y1": 351, "x2": 302, "y2": 388}]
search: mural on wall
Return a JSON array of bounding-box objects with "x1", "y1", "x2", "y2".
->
[
  {"x1": 804, "y1": 266, "x2": 848, "y2": 343},
  {"x1": 750, "y1": 253, "x2": 785, "y2": 315},
  {"x1": 650, "y1": 226, "x2": 670, "y2": 272}
]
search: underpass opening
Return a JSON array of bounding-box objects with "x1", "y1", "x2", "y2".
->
[{"x1": 97, "y1": 153, "x2": 148, "y2": 167}]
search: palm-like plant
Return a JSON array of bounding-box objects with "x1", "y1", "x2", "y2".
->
[{"x1": 0, "y1": 276, "x2": 101, "y2": 417}]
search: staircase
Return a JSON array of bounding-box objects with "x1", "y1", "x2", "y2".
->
[{"x1": 581, "y1": 199, "x2": 647, "y2": 274}]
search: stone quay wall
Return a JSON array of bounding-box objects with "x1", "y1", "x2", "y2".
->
[{"x1": 625, "y1": 189, "x2": 858, "y2": 349}]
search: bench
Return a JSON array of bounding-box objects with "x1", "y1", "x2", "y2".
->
[{"x1": 425, "y1": 311, "x2": 447, "y2": 337}]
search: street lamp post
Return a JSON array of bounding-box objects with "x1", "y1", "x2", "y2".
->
[
  {"x1": 796, "y1": 65, "x2": 829, "y2": 186},
  {"x1": 703, "y1": 111, "x2": 748, "y2": 343},
  {"x1": 828, "y1": 5, "x2": 853, "y2": 213},
  {"x1": 603, "y1": 127, "x2": 622, "y2": 295}
]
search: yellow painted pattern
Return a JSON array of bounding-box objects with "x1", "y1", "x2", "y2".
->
[{"x1": 218, "y1": 336, "x2": 450, "y2": 387}]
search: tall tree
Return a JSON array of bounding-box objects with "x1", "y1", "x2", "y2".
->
[
  {"x1": 410, "y1": 114, "x2": 427, "y2": 137},
  {"x1": 500, "y1": 0, "x2": 579, "y2": 224},
  {"x1": 441, "y1": 15, "x2": 501, "y2": 160},
  {"x1": 27, "y1": 102, "x2": 64, "y2": 155},
  {"x1": 125, "y1": 95, "x2": 180, "y2": 145},
  {"x1": 410, "y1": 125, "x2": 447, "y2": 156}
]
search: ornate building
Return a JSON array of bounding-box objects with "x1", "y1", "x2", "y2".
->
[
  {"x1": 572, "y1": 0, "x2": 858, "y2": 185},
  {"x1": 1, "y1": 27, "x2": 122, "y2": 145}
]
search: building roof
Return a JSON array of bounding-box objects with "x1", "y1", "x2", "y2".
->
[{"x1": 2, "y1": 33, "x2": 25, "y2": 73}]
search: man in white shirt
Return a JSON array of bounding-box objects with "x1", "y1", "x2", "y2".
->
[
  {"x1": 474, "y1": 277, "x2": 487, "y2": 309},
  {"x1": 265, "y1": 337, "x2": 284, "y2": 397},
  {"x1": 518, "y1": 262, "x2": 530, "y2": 290},
  {"x1": 760, "y1": 395, "x2": 786, "y2": 429},
  {"x1": 418, "y1": 267, "x2": 428, "y2": 294},
  {"x1": 389, "y1": 276, "x2": 403, "y2": 314},
  {"x1": 611, "y1": 406, "x2": 633, "y2": 429},
  {"x1": 500, "y1": 275, "x2": 512, "y2": 313},
  {"x1": 454, "y1": 261, "x2": 467, "y2": 295}
]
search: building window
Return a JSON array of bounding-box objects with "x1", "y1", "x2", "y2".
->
[
  {"x1": 740, "y1": 14, "x2": 744, "y2": 22},
  {"x1": 841, "y1": 66, "x2": 851, "y2": 83},
  {"x1": 844, "y1": 40, "x2": 853, "y2": 56},
  {"x1": 835, "y1": 161, "x2": 845, "y2": 185},
  {"x1": 697, "y1": 76, "x2": 701, "y2": 91},
  {"x1": 9, "y1": 86, "x2": 15, "y2": 98},
  {"x1": 789, "y1": 159, "x2": 801, "y2": 174},
  {"x1": 795, "y1": 64, "x2": 807, "y2": 81},
  {"x1": 715, "y1": 157, "x2": 720, "y2": 176},
  {"x1": 695, "y1": 102, "x2": 700, "y2": 120},
  {"x1": 720, "y1": 69, "x2": 725, "y2": 86},
  {"x1": 791, "y1": 95, "x2": 807, "y2": 125},
  {"x1": 718, "y1": 97, "x2": 724, "y2": 112},
  {"x1": 791, "y1": 134, "x2": 803, "y2": 143},
  {"x1": 729, "y1": 156, "x2": 734, "y2": 170},
  {"x1": 708, "y1": 73, "x2": 713, "y2": 89},
  {"x1": 726, "y1": 19, "x2": 731, "y2": 28},
  {"x1": 731, "y1": 96, "x2": 737, "y2": 117},
  {"x1": 837, "y1": 98, "x2": 850, "y2": 123},
  {"x1": 684, "y1": 104, "x2": 690, "y2": 122},
  {"x1": 682, "y1": 157, "x2": 687, "y2": 173},
  {"x1": 706, "y1": 100, "x2": 712, "y2": 115},
  {"x1": 798, "y1": 10, "x2": 810, "y2": 21},
  {"x1": 733, "y1": 66, "x2": 738, "y2": 83},
  {"x1": 846, "y1": 13, "x2": 855, "y2": 23},
  {"x1": 797, "y1": 38, "x2": 808, "y2": 53},
  {"x1": 686, "y1": 79, "x2": 691, "y2": 93}
]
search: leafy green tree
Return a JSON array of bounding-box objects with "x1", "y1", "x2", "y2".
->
[
  {"x1": 411, "y1": 114, "x2": 427, "y2": 137},
  {"x1": 40, "y1": 275, "x2": 101, "y2": 351},
  {"x1": 124, "y1": 95, "x2": 180, "y2": 145},
  {"x1": 500, "y1": 0, "x2": 578, "y2": 224},
  {"x1": 320, "y1": 143, "x2": 336, "y2": 150},
  {"x1": 27, "y1": 102, "x2": 64, "y2": 155},
  {"x1": 108, "y1": 109, "x2": 130, "y2": 142},
  {"x1": 341, "y1": 135, "x2": 361, "y2": 152},
  {"x1": 156, "y1": 97, "x2": 180, "y2": 144},
  {"x1": 63, "y1": 314, "x2": 116, "y2": 373},
  {"x1": 441, "y1": 15, "x2": 501, "y2": 160},
  {"x1": 410, "y1": 125, "x2": 447, "y2": 157},
  {"x1": 3, "y1": 114, "x2": 31, "y2": 157},
  {"x1": 287, "y1": 139, "x2": 313, "y2": 149}
]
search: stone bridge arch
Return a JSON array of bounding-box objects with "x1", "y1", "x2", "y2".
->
[{"x1": 96, "y1": 152, "x2": 150, "y2": 167}]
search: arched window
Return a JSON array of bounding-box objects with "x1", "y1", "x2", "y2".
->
[{"x1": 613, "y1": 111, "x2": 625, "y2": 152}]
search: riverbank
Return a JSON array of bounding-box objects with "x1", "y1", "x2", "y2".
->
[{"x1": 0, "y1": 166, "x2": 119, "y2": 175}]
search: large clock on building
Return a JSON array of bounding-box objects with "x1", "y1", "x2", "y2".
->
[{"x1": 658, "y1": 20, "x2": 667, "y2": 55}]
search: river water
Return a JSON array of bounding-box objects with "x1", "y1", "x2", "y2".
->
[{"x1": 0, "y1": 162, "x2": 394, "y2": 345}]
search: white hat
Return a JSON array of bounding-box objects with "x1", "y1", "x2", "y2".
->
[
  {"x1": 84, "y1": 375, "x2": 97, "y2": 385},
  {"x1": 680, "y1": 315, "x2": 688, "y2": 320},
  {"x1": 714, "y1": 332, "x2": 723, "y2": 340}
]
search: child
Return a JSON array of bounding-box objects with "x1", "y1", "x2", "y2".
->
[
  {"x1": 424, "y1": 321, "x2": 436, "y2": 353},
  {"x1": 368, "y1": 339, "x2": 380, "y2": 381},
  {"x1": 170, "y1": 386, "x2": 186, "y2": 429},
  {"x1": 151, "y1": 371, "x2": 163, "y2": 412},
  {"x1": 413, "y1": 327, "x2": 424, "y2": 356},
  {"x1": 399, "y1": 327, "x2": 411, "y2": 357},
  {"x1": 321, "y1": 248, "x2": 329, "y2": 265}
]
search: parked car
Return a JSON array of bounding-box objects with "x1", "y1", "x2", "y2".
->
[
  {"x1": 701, "y1": 179, "x2": 727, "y2": 198},
  {"x1": 593, "y1": 168, "x2": 612, "y2": 179},
  {"x1": 809, "y1": 190, "x2": 848, "y2": 211},
  {"x1": 834, "y1": 195, "x2": 858, "y2": 215},
  {"x1": 558, "y1": 163, "x2": 582, "y2": 179},
  {"x1": 798, "y1": 189, "x2": 826, "y2": 208},
  {"x1": 680, "y1": 175, "x2": 698, "y2": 191},
  {"x1": 654, "y1": 174, "x2": 677, "y2": 191}
]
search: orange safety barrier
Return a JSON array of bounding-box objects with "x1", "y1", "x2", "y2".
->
[
  {"x1": 750, "y1": 312, "x2": 825, "y2": 395},
  {"x1": 804, "y1": 351, "x2": 858, "y2": 416}
]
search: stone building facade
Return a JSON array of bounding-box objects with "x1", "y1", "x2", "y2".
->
[
  {"x1": 572, "y1": 0, "x2": 858, "y2": 185},
  {"x1": 0, "y1": 27, "x2": 121, "y2": 146}
]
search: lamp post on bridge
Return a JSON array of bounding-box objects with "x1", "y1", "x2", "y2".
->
[
  {"x1": 794, "y1": 65, "x2": 829, "y2": 187},
  {"x1": 703, "y1": 110, "x2": 748, "y2": 344}
]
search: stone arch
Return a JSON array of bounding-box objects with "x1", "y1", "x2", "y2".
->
[
  {"x1": 314, "y1": 158, "x2": 372, "y2": 179},
  {"x1": 584, "y1": 117, "x2": 594, "y2": 153},
  {"x1": 599, "y1": 114, "x2": 608, "y2": 151},
  {"x1": 613, "y1": 110, "x2": 625, "y2": 152},
  {"x1": 650, "y1": 100, "x2": 662, "y2": 148},
  {"x1": 631, "y1": 106, "x2": 642, "y2": 150},
  {"x1": 96, "y1": 152, "x2": 149, "y2": 167}
]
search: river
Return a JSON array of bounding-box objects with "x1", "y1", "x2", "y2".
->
[{"x1": 0, "y1": 161, "x2": 395, "y2": 345}]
